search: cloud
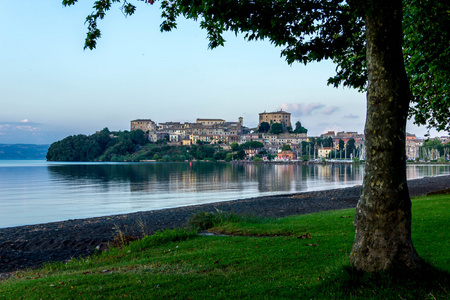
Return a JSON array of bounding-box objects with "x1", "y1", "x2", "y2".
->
[
  {"x1": 16, "y1": 125, "x2": 41, "y2": 132},
  {"x1": 0, "y1": 121, "x2": 46, "y2": 143},
  {"x1": 321, "y1": 106, "x2": 339, "y2": 115},
  {"x1": 0, "y1": 124, "x2": 12, "y2": 131},
  {"x1": 0, "y1": 121, "x2": 41, "y2": 133},
  {"x1": 0, "y1": 120, "x2": 75, "y2": 144},
  {"x1": 344, "y1": 114, "x2": 360, "y2": 119},
  {"x1": 279, "y1": 102, "x2": 325, "y2": 116}
]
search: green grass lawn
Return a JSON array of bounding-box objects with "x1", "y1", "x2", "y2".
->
[{"x1": 1, "y1": 194, "x2": 449, "y2": 299}]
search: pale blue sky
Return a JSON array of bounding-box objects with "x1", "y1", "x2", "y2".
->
[{"x1": 0, "y1": 1, "x2": 436, "y2": 144}]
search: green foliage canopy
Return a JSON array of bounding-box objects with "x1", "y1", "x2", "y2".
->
[
  {"x1": 46, "y1": 128, "x2": 148, "y2": 161},
  {"x1": 281, "y1": 144, "x2": 291, "y2": 151},
  {"x1": 269, "y1": 123, "x2": 283, "y2": 135},
  {"x1": 239, "y1": 141, "x2": 264, "y2": 150},
  {"x1": 293, "y1": 121, "x2": 308, "y2": 134},
  {"x1": 258, "y1": 122, "x2": 270, "y2": 133}
]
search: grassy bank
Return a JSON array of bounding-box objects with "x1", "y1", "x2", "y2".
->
[{"x1": 1, "y1": 194, "x2": 449, "y2": 299}]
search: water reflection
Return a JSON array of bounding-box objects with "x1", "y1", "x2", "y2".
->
[
  {"x1": 2, "y1": 161, "x2": 449, "y2": 227},
  {"x1": 47, "y1": 162, "x2": 369, "y2": 195},
  {"x1": 406, "y1": 164, "x2": 450, "y2": 179}
]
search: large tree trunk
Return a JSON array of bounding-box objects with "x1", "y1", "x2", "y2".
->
[{"x1": 349, "y1": 0, "x2": 422, "y2": 271}]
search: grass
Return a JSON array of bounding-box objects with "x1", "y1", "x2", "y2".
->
[{"x1": 0, "y1": 194, "x2": 449, "y2": 299}]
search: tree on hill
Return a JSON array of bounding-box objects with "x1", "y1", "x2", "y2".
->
[
  {"x1": 240, "y1": 141, "x2": 264, "y2": 150},
  {"x1": 258, "y1": 122, "x2": 270, "y2": 133},
  {"x1": 281, "y1": 144, "x2": 291, "y2": 151},
  {"x1": 47, "y1": 128, "x2": 149, "y2": 162},
  {"x1": 230, "y1": 142, "x2": 239, "y2": 152},
  {"x1": 269, "y1": 123, "x2": 283, "y2": 135},
  {"x1": 63, "y1": 0, "x2": 450, "y2": 273},
  {"x1": 293, "y1": 121, "x2": 308, "y2": 134}
]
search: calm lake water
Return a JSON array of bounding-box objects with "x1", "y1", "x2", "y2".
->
[{"x1": 1, "y1": 160, "x2": 449, "y2": 228}]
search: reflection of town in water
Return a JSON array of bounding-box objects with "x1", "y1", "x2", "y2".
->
[
  {"x1": 47, "y1": 163, "x2": 450, "y2": 200},
  {"x1": 2, "y1": 162, "x2": 450, "y2": 228},
  {"x1": 406, "y1": 164, "x2": 450, "y2": 179},
  {"x1": 48, "y1": 162, "x2": 371, "y2": 196}
]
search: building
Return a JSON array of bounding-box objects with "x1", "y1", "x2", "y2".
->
[
  {"x1": 259, "y1": 110, "x2": 292, "y2": 130},
  {"x1": 130, "y1": 119, "x2": 157, "y2": 132},
  {"x1": 405, "y1": 133, "x2": 422, "y2": 160},
  {"x1": 181, "y1": 138, "x2": 192, "y2": 146},
  {"x1": 276, "y1": 150, "x2": 297, "y2": 160},
  {"x1": 148, "y1": 132, "x2": 169, "y2": 142},
  {"x1": 244, "y1": 148, "x2": 261, "y2": 158},
  {"x1": 318, "y1": 147, "x2": 333, "y2": 158},
  {"x1": 196, "y1": 118, "x2": 225, "y2": 126}
]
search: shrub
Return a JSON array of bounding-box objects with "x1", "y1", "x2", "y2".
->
[{"x1": 187, "y1": 209, "x2": 257, "y2": 230}]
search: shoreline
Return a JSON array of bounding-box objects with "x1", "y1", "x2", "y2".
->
[{"x1": 1, "y1": 175, "x2": 450, "y2": 276}]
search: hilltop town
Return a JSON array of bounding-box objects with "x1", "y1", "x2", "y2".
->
[
  {"x1": 45, "y1": 110, "x2": 449, "y2": 162},
  {"x1": 131, "y1": 110, "x2": 450, "y2": 161}
]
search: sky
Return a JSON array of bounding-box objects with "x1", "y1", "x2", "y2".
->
[{"x1": 0, "y1": 1, "x2": 442, "y2": 144}]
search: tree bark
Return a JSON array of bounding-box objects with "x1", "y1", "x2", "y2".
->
[{"x1": 349, "y1": 0, "x2": 422, "y2": 271}]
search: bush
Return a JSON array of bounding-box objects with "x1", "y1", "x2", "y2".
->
[
  {"x1": 225, "y1": 153, "x2": 233, "y2": 162},
  {"x1": 187, "y1": 210, "x2": 243, "y2": 230}
]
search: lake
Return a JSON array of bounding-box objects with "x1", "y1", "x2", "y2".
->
[{"x1": 1, "y1": 160, "x2": 449, "y2": 228}]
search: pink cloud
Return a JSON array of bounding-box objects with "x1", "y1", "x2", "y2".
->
[
  {"x1": 321, "y1": 106, "x2": 339, "y2": 115},
  {"x1": 279, "y1": 102, "x2": 325, "y2": 116}
]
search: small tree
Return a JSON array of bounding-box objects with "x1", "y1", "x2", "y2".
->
[
  {"x1": 236, "y1": 150, "x2": 246, "y2": 160},
  {"x1": 258, "y1": 122, "x2": 270, "y2": 133},
  {"x1": 269, "y1": 123, "x2": 283, "y2": 135},
  {"x1": 281, "y1": 144, "x2": 291, "y2": 151},
  {"x1": 293, "y1": 121, "x2": 308, "y2": 134},
  {"x1": 338, "y1": 139, "x2": 345, "y2": 152},
  {"x1": 230, "y1": 142, "x2": 239, "y2": 152},
  {"x1": 323, "y1": 137, "x2": 333, "y2": 148},
  {"x1": 346, "y1": 138, "x2": 356, "y2": 159},
  {"x1": 224, "y1": 153, "x2": 233, "y2": 162}
]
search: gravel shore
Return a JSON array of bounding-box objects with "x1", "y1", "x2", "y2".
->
[{"x1": 1, "y1": 175, "x2": 449, "y2": 276}]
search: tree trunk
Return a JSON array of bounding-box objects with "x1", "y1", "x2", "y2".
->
[{"x1": 349, "y1": 0, "x2": 422, "y2": 271}]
